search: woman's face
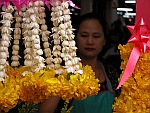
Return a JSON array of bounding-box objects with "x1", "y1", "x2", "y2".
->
[{"x1": 76, "y1": 19, "x2": 105, "y2": 59}]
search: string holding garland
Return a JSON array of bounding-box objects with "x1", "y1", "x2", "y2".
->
[{"x1": 0, "y1": 0, "x2": 100, "y2": 112}]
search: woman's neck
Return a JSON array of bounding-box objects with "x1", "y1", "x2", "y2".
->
[{"x1": 81, "y1": 57, "x2": 98, "y2": 70}]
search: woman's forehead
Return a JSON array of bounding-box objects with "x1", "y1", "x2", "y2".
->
[{"x1": 79, "y1": 20, "x2": 103, "y2": 33}]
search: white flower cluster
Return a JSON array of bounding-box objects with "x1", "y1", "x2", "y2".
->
[
  {"x1": 22, "y1": 1, "x2": 45, "y2": 73},
  {"x1": 11, "y1": 10, "x2": 22, "y2": 67},
  {"x1": 37, "y1": 1, "x2": 54, "y2": 69},
  {"x1": 0, "y1": 5, "x2": 14, "y2": 81},
  {"x1": 51, "y1": 0, "x2": 63, "y2": 74},
  {"x1": 51, "y1": 0, "x2": 83, "y2": 74}
]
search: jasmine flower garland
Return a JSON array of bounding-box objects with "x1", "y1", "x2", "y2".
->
[
  {"x1": 22, "y1": 1, "x2": 45, "y2": 73},
  {"x1": 0, "y1": 5, "x2": 14, "y2": 81},
  {"x1": 21, "y1": 4, "x2": 33, "y2": 71},
  {"x1": 51, "y1": 0, "x2": 82, "y2": 74},
  {"x1": 37, "y1": 0, "x2": 54, "y2": 69},
  {"x1": 11, "y1": 10, "x2": 22, "y2": 67},
  {"x1": 51, "y1": 0, "x2": 64, "y2": 74}
]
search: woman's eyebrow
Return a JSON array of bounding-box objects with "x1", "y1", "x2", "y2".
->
[
  {"x1": 80, "y1": 31, "x2": 88, "y2": 34},
  {"x1": 93, "y1": 32, "x2": 101, "y2": 35}
]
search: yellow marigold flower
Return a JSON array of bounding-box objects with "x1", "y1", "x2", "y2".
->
[
  {"x1": 0, "y1": 77, "x2": 19, "y2": 112},
  {"x1": 19, "y1": 69, "x2": 56, "y2": 104},
  {"x1": 4, "y1": 64, "x2": 100, "y2": 106},
  {"x1": 57, "y1": 65, "x2": 100, "y2": 102},
  {"x1": 6, "y1": 66, "x2": 28, "y2": 78},
  {"x1": 113, "y1": 43, "x2": 150, "y2": 113}
]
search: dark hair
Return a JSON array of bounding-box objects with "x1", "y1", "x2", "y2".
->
[{"x1": 74, "y1": 12, "x2": 107, "y2": 38}]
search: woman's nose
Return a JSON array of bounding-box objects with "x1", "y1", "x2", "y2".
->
[{"x1": 86, "y1": 37, "x2": 94, "y2": 44}]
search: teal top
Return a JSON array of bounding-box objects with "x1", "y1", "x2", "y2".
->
[{"x1": 70, "y1": 63, "x2": 115, "y2": 113}]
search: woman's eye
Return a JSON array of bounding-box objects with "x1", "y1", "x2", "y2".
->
[
  {"x1": 80, "y1": 34, "x2": 88, "y2": 37},
  {"x1": 94, "y1": 36, "x2": 100, "y2": 38}
]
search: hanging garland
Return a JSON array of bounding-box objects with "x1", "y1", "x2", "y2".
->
[{"x1": 0, "y1": 0, "x2": 100, "y2": 112}]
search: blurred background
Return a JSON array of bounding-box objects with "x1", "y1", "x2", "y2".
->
[
  {"x1": 69, "y1": 0, "x2": 136, "y2": 75},
  {"x1": 71, "y1": 0, "x2": 136, "y2": 28}
]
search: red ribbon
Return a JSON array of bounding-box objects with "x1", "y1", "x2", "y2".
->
[{"x1": 117, "y1": 18, "x2": 150, "y2": 89}]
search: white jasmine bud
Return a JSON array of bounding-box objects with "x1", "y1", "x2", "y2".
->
[
  {"x1": 30, "y1": 15, "x2": 36, "y2": 22},
  {"x1": 42, "y1": 37, "x2": 49, "y2": 42},
  {"x1": 0, "y1": 71, "x2": 7, "y2": 78},
  {"x1": 53, "y1": 58, "x2": 62, "y2": 64},
  {"x1": 44, "y1": 48, "x2": 51, "y2": 54},
  {"x1": 43, "y1": 42, "x2": 50, "y2": 48},
  {"x1": 46, "y1": 57, "x2": 53, "y2": 64},
  {"x1": 36, "y1": 49, "x2": 43, "y2": 55},
  {"x1": 53, "y1": 51, "x2": 61, "y2": 57},
  {"x1": 1, "y1": 41, "x2": 9, "y2": 47},
  {"x1": 15, "y1": 23, "x2": 21, "y2": 28},
  {"x1": 0, "y1": 59, "x2": 7, "y2": 65},
  {"x1": 16, "y1": 17, "x2": 22, "y2": 22},
  {"x1": 14, "y1": 35, "x2": 21, "y2": 39},
  {"x1": 11, "y1": 55, "x2": 20, "y2": 61},
  {"x1": 12, "y1": 45, "x2": 19, "y2": 51},
  {"x1": 12, "y1": 50, "x2": 19, "y2": 55},
  {"x1": 0, "y1": 65, "x2": 5, "y2": 70},
  {"x1": 54, "y1": 39, "x2": 60, "y2": 45},
  {"x1": 60, "y1": 30, "x2": 66, "y2": 35},
  {"x1": 24, "y1": 54, "x2": 32, "y2": 59},
  {"x1": 45, "y1": 53, "x2": 52, "y2": 57},
  {"x1": 62, "y1": 40, "x2": 69, "y2": 46},
  {"x1": 0, "y1": 52, "x2": 7, "y2": 59},
  {"x1": 24, "y1": 48, "x2": 32, "y2": 54},
  {"x1": 33, "y1": 38, "x2": 40, "y2": 43},
  {"x1": 0, "y1": 47, "x2": 8, "y2": 52},
  {"x1": 41, "y1": 25, "x2": 48, "y2": 31},
  {"x1": 33, "y1": 44, "x2": 40, "y2": 49},
  {"x1": 24, "y1": 42, "x2": 31, "y2": 47},
  {"x1": 24, "y1": 60, "x2": 33, "y2": 66},
  {"x1": 31, "y1": 28, "x2": 39, "y2": 35},
  {"x1": 11, "y1": 61, "x2": 20, "y2": 66},
  {"x1": 13, "y1": 40, "x2": 19, "y2": 45}
]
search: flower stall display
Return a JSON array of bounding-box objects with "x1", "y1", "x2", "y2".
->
[
  {"x1": 0, "y1": 0, "x2": 100, "y2": 112},
  {"x1": 113, "y1": 0, "x2": 150, "y2": 112}
]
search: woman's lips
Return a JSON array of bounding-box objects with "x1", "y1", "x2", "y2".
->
[{"x1": 85, "y1": 48, "x2": 96, "y2": 51}]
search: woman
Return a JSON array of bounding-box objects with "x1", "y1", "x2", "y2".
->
[{"x1": 38, "y1": 13, "x2": 119, "y2": 113}]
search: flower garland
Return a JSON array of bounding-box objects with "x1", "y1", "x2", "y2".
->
[
  {"x1": 37, "y1": 1, "x2": 54, "y2": 69},
  {"x1": 11, "y1": 9, "x2": 22, "y2": 67},
  {"x1": 51, "y1": 0, "x2": 82, "y2": 74},
  {"x1": 0, "y1": 5, "x2": 14, "y2": 81},
  {"x1": 113, "y1": 43, "x2": 150, "y2": 113},
  {"x1": 0, "y1": 0, "x2": 100, "y2": 112}
]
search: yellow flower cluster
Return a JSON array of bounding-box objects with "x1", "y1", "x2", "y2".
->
[
  {"x1": 113, "y1": 43, "x2": 150, "y2": 113},
  {"x1": 0, "y1": 64, "x2": 100, "y2": 111},
  {"x1": 57, "y1": 64, "x2": 100, "y2": 102},
  {"x1": 19, "y1": 64, "x2": 100, "y2": 103},
  {"x1": 19, "y1": 70, "x2": 56, "y2": 104},
  {"x1": 0, "y1": 76, "x2": 19, "y2": 112}
]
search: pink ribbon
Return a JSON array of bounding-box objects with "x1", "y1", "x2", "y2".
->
[
  {"x1": 117, "y1": 18, "x2": 150, "y2": 89},
  {"x1": 0, "y1": 0, "x2": 10, "y2": 8},
  {"x1": 10, "y1": 0, "x2": 26, "y2": 11},
  {"x1": 67, "y1": 0, "x2": 80, "y2": 9},
  {"x1": 42, "y1": 0, "x2": 53, "y2": 10},
  {"x1": 0, "y1": 0, "x2": 80, "y2": 11}
]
